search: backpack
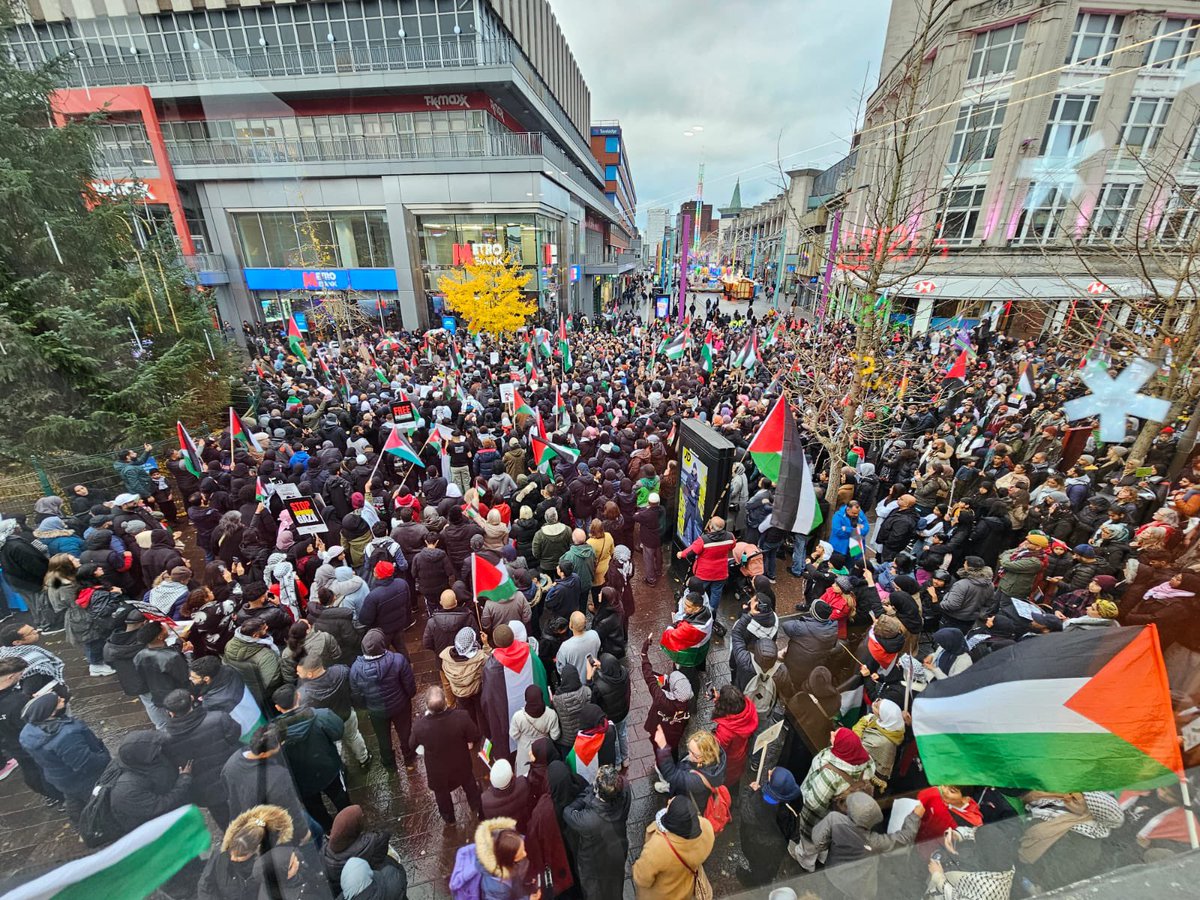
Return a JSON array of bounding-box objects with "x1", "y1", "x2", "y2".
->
[
  {"x1": 448, "y1": 844, "x2": 482, "y2": 900},
  {"x1": 824, "y1": 762, "x2": 876, "y2": 803},
  {"x1": 78, "y1": 760, "x2": 124, "y2": 848},
  {"x1": 695, "y1": 771, "x2": 731, "y2": 835}
]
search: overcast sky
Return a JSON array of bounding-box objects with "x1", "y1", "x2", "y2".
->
[{"x1": 551, "y1": 0, "x2": 892, "y2": 229}]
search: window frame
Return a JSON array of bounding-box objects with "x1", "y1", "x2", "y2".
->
[
  {"x1": 1087, "y1": 182, "x2": 1143, "y2": 244},
  {"x1": 947, "y1": 99, "x2": 1008, "y2": 167},
  {"x1": 966, "y1": 21, "x2": 1028, "y2": 81},
  {"x1": 1143, "y1": 17, "x2": 1199, "y2": 70},
  {"x1": 936, "y1": 183, "x2": 987, "y2": 245},
  {"x1": 1040, "y1": 93, "x2": 1100, "y2": 158},
  {"x1": 1065, "y1": 12, "x2": 1125, "y2": 68},
  {"x1": 1013, "y1": 183, "x2": 1071, "y2": 246},
  {"x1": 1118, "y1": 96, "x2": 1173, "y2": 158}
]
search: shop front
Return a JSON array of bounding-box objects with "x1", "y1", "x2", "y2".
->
[{"x1": 244, "y1": 267, "x2": 401, "y2": 333}]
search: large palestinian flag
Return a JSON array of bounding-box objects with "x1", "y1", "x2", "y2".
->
[
  {"x1": 913, "y1": 625, "x2": 1182, "y2": 792},
  {"x1": 286, "y1": 315, "x2": 309, "y2": 366},
  {"x1": 381, "y1": 427, "x2": 425, "y2": 467},
  {"x1": 176, "y1": 421, "x2": 202, "y2": 478},
  {"x1": 747, "y1": 395, "x2": 788, "y2": 483},
  {"x1": 731, "y1": 332, "x2": 759, "y2": 371},
  {"x1": 659, "y1": 329, "x2": 689, "y2": 360},
  {"x1": 8, "y1": 805, "x2": 210, "y2": 900},
  {"x1": 483, "y1": 638, "x2": 549, "y2": 752},
  {"x1": 530, "y1": 434, "x2": 579, "y2": 475},
  {"x1": 700, "y1": 328, "x2": 715, "y2": 374},
  {"x1": 473, "y1": 555, "x2": 517, "y2": 604},
  {"x1": 567, "y1": 728, "x2": 608, "y2": 783},
  {"x1": 511, "y1": 387, "x2": 533, "y2": 417},
  {"x1": 660, "y1": 600, "x2": 713, "y2": 667},
  {"x1": 748, "y1": 397, "x2": 822, "y2": 535},
  {"x1": 558, "y1": 314, "x2": 573, "y2": 372}
]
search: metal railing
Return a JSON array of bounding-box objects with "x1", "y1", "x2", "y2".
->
[
  {"x1": 163, "y1": 130, "x2": 544, "y2": 167},
  {"x1": 43, "y1": 38, "x2": 504, "y2": 87},
  {"x1": 182, "y1": 253, "x2": 228, "y2": 275}
]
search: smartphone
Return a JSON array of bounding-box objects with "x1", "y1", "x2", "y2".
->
[{"x1": 586, "y1": 654, "x2": 597, "y2": 666}]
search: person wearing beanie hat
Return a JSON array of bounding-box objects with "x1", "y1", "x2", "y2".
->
[
  {"x1": 632, "y1": 794, "x2": 715, "y2": 898},
  {"x1": 633, "y1": 489, "x2": 666, "y2": 585},
  {"x1": 480, "y1": 757, "x2": 533, "y2": 833},
  {"x1": 349, "y1": 627, "x2": 416, "y2": 772},
  {"x1": 737, "y1": 766, "x2": 804, "y2": 886},
  {"x1": 358, "y1": 558, "x2": 410, "y2": 654},
  {"x1": 997, "y1": 534, "x2": 1049, "y2": 600},
  {"x1": 18, "y1": 690, "x2": 110, "y2": 814},
  {"x1": 797, "y1": 727, "x2": 876, "y2": 838}
]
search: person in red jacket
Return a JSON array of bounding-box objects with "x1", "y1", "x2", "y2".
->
[
  {"x1": 712, "y1": 684, "x2": 758, "y2": 785},
  {"x1": 677, "y1": 516, "x2": 736, "y2": 612},
  {"x1": 915, "y1": 783, "x2": 983, "y2": 858}
]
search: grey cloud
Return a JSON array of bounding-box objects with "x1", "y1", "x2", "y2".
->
[{"x1": 550, "y1": 0, "x2": 891, "y2": 225}]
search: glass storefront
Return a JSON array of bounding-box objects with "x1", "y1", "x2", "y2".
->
[
  {"x1": 415, "y1": 212, "x2": 565, "y2": 320},
  {"x1": 232, "y1": 209, "x2": 392, "y2": 268}
]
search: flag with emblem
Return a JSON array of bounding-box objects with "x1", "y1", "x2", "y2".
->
[
  {"x1": 659, "y1": 329, "x2": 689, "y2": 360},
  {"x1": 530, "y1": 434, "x2": 579, "y2": 475},
  {"x1": 512, "y1": 387, "x2": 533, "y2": 417},
  {"x1": 701, "y1": 328, "x2": 715, "y2": 374},
  {"x1": 473, "y1": 554, "x2": 519, "y2": 604},
  {"x1": 913, "y1": 625, "x2": 1181, "y2": 791},
  {"x1": 731, "y1": 332, "x2": 759, "y2": 371}
]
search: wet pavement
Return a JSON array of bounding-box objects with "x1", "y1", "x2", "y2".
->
[{"x1": 0, "y1": 541, "x2": 812, "y2": 898}]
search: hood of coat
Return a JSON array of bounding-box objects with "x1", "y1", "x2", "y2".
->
[
  {"x1": 85, "y1": 530, "x2": 112, "y2": 550},
  {"x1": 538, "y1": 522, "x2": 569, "y2": 538},
  {"x1": 473, "y1": 817, "x2": 517, "y2": 876},
  {"x1": 716, "y1": 696, "x2": 758, "y2": 736},
  {"x1": 164, "y1": 705, "x2": 210, "y2": 740},
  {"x1": 149, "y1": 528, "x2": 175, "y2": 548},
  {"x1": 845, "y1": 791, "x2": 883, "y2": 829}
]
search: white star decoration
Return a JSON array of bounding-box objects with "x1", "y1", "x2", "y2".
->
[{"x1": 1062, "y1": 358, "x2": 1171, "y2": 443}]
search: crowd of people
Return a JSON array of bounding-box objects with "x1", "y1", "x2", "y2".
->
[{"x1": 0, "y1": 281, "x2": 1198, "y2": 900}]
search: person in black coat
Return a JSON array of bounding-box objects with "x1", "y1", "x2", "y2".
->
[
  {"x1": 108, "y1": 730, "x2": 195, "y2": 837},
  {"x1": 321, "y1": 804, "x2": 396, "y2": 892},
  {"x1": 308, "y1": 595, "x2": 361, "y2": 665},
  {"x1": 198, "y1": 804, "x2": 294, "y2": 900},
  {"x1": 161, "y1": 689, "x2": 242, "y2": 827},
  {"x1": 358, "y1": 563, "x2": 410, "y2": 652},
  {"x1": 589, "y1": 586, "x2": 627, "y2": 659},
  {"x1": 409, "y1": 686, "x2": 482, "y2": 824},
  {"x1": 422, "y1": 591, "x2": 476, "y2": 677},
  {"x1": 589, "y1": 653, "x2": 631, "y2": 770},
  {"x1": 876, "y1": 495, "x2": 920, "y2": 561},
  {"x1": 562, "y1": 765, "x2": 632, "y2": 900},
  {"x1": 220, "y1": 726, "x2": 312, "y2": 844},
  {"x1": 480, "y1": 756, "x2": 533, "y2": 832}
]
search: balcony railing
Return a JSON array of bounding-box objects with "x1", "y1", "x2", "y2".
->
[
  {"x1": 182, "y1": 253, "x2": 228, "y2": 275},
  {"x1": 162, "y1": 130, "x2": 544, "y2": 167},
  {"x1": 39, "y1": 38, "x2": 506, "y2": 87}
]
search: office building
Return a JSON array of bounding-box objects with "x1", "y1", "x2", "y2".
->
[
  {"x1": 4, "y1": 0, "x2": 629, "y2": 329},
  {"x1": 842, "y1": 0, "x2": 1200, "y2": 333}
]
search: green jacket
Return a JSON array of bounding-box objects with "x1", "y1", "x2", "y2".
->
[
  {"x1": 113, "y1": 450, "x2": 153, "y2": 497},
  {"x1": 559, "y1": 543, "x2": 596, "y2": 596},
  {"x1": 223, "y1": 634, "x2": 283, "y2": 705}
]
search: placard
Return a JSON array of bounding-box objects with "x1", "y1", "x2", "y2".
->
[
  {"x1": 391, "y1": 400, "x2": 415, "y2": 423},
  {"x1": 752, "y1": 719, "x2": 785, "y2": 755},
  {"x1": 499, "y1": 383, "x2": 516, "y2": 405},
  {"x1": 272, "y1": 482, "x2": 301, "y2": 500},
  {"x1": 285, "y1": 496, "x2": 328, "y2": 535}
]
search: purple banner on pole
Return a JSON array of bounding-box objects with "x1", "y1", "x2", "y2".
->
[
  {"x1": 817, "y1": 207, "x2": 843, "y2": 324},
  {"x1": 678, "y1": 214, "x2": 692, "y2": 323}
]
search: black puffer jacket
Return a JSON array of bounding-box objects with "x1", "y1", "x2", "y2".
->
[
  {"x1": 161, "y1": 705, "x2": 242, "y2": 788},
  {"x1": 422, "y1": 606, "x2": 476, "y2": 658},
  {"x1": 109, "y1": 731, "x2": 194, "y2": 835},
  {"x1": 103, "y1": 628, "x2": 148, "y2": 697},
  {"x1": 590, "y1": 654, "x2": 630, "y2": 724},
  {"x1": 439, "y1": 521, "x2": 482, "y2": 573},
  {"x1": 309, "y1": 604, "x2": 361, "y2": 665},
  {"x1": 141, "y1": 528, "x2": 184, "y2": 583}
]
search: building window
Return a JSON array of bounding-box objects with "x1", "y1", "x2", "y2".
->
[
  {"x1": 1118, "y1": 96, "x2": 1173, "y2": 157},
  {"x1": 1088, "y1": 183, "x2": 1142, "y2": 243},
  {"x1": 1065, "y1": 13, "x2": 1124, "y2": 67},
  {"x1": 1040, "y1": 94, "x2": 1100, "y2": 158},
  {"x1": 936, "y1": 184, "x2": 986, "y2": 245},
  {"x1": 1157, "y1": 185, "x2": 1200, "y2": 244},
  {"x1": 967, "y1": 21, "x2": 1027, "y2": 80},
  {"x1": 605, "y1": 164, "x2": 618, "y2": 181},
  {"x1": 604, "y1": 136, "x2": 620, "y2": 153},
  {"x1": 233, "y1": 210, "x2": 393, "y2": 268},
  {"x1": 1143, "y1": 17, "x2": 1200, "y2": 70},
  {"x1": 1013, "y1": 184, "x2": 1071, "y2": 245},
  {"x1": 947, "y1": 100, "x2": 1007, "y2": 167}
]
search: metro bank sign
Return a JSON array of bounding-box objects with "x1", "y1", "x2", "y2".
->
[{"x1": 243, "y1": 268, "x2": 399, "y2": 291}]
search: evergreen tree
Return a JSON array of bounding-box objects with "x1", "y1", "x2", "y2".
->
[{"x1": 0, "y1": 54, "x2": 233, "y2": 457}]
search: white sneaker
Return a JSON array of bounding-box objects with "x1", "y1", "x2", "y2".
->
[
  {"x1": 653, "y1": 780, "x2": 670, "y2": 794},
  {"x1": 89, "y1": 664, "x2": 116, "y2": 677}
]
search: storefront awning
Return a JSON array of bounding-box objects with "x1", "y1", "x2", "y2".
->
[{"x1": 875, "y1": 273, "x2": 1195, "y2": 302}]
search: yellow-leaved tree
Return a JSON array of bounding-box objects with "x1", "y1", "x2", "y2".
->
[{"x1": 438, "y1": 251, "x2": 535, "y2": 334}]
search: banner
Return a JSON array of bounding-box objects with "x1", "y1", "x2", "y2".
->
[{"x1": 285, "y1": 496, "x2": 328, "y2": 535}]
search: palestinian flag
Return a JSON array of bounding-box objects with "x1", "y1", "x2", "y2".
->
[
  {"x1": 10, "y1": 805, "x2": 211, "y2": 900},
  {"x1": 554, "y1": 385, "x2": 568, "y2": 426},
  {"x1": 371, "y1": 355, "x2": 390, "y2": 387},
  {"x1": 512, "y1": 387, "x2": 533, "y2": 417},
  {"x1": 229, "y1": 408, "x2": 262, "y2": 452},
  {"x1": 659, "y1": 329, "x2": 689, "y2": 360},
  {"x1": 448, "y1": 342, "x2": 464, "y2": 372},
  {"x1": 473, "y1": 554, "x2": 518, "y2": 604},
  {"x1": 524, "y1": 345, "x2": 538, "y2": 381},
  {"x1": 176, "y1": 421, "x2": 202, "y2": 478},
  {"x1": 766, "y1": 400, "x2": 823, "y2": 535},
  {"x1": 700, "y1": 328, "x2": 715, "y2": 374},
  {"x1": 535, "y1": 409, "x2": 548, "y2": 440},
  {"x1": 228, "y1": 679, "x2": 267, "y2": 741},
  {"x1": 530, "y1": 434, "x2": 579, "y2": 475},
  {"x1": 534, "y1": 327, "x2": 553, "y2": 359},
  {"x1": 484, "y1": 638, "x2": 549, "y2": 752},
  {"x1": 254, "y1": 477, "x2": 267, "y2": 503},
  {"x1": 567, "y1": 728, "x2": 608, "y2": 783},
  {"x1": 286, "y1": 315, "x2": 308, "y2": 366},
  {"x1": 945, "y1": 349, "x2": 968, "y2": 380},
  {"x1": 660, "y1": 601, "x2": 713, "y2": 667},
  {"x1": 731, "y1": 332, "x2": 759, "y2": 371},
  {"x1": 558, "y1": 315, "x2": 573, "y2": 372},
  {"x1": 913, "y1": 625, "x2": 1182, "y2": 791},
  {"x1": 381, "y1": 427, "x2": 425, "y2": 467},
  {"x1": 764, "y1": 319, "x2": 785, "y2": 348},
  {"x1": 747, "y1": 395, "x2": 788, "y2": 483}
]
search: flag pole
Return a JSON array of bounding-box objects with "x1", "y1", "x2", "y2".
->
[{"x1": 1180, "y1": 776, "x2": 1200, "y2": 850}]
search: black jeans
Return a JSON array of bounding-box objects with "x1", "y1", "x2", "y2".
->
[
  {"x1": 433, "y1": 776, "x2": 483, "y2": 823},
  {"x1": 369, "y1": 706, "x2": 414, "y2": 770},
  {"x1": 301, "y1": 773, "x2": 350, "y2": 831}
]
